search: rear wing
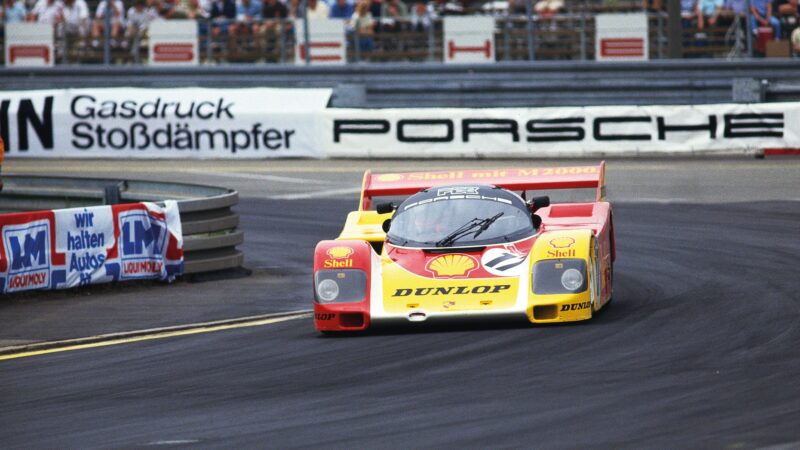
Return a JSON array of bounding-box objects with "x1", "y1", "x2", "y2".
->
[{"x1": 359, "y1": 162, "x2": 606, "y2": 210}]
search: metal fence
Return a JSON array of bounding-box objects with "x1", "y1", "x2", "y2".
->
[{"x1": 0, "y1": 11, "x2": 764, "y2": 66}]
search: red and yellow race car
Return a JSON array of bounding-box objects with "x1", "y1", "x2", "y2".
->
[{"x1": 313, "y1": 162, "x2": 615, "y2": 332}]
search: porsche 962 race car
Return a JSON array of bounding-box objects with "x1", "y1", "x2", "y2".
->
[{"x1": 313, "y1": 163, "x2": 615, "y2": 332}]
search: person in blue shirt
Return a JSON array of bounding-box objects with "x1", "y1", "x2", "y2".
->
[
  {"x1": 2, "y1": 0, "x2": 28, "y2": 23},
  {"x1": 750, "y1": 0, "x2": 781, "y2": 38},
  {"x1": 230, "y1": 0, "x2": 262, "y2": 36},
  {"x1": 696, "y1": 0, "x2": 723, "y2": 29},
  {"x1": 329, "y1": 0, "x2": 354, "y2": 19}
]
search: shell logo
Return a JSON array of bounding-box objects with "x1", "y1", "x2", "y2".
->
[
  {"x1": 549, "y1": 237, "x2": 575, "y2": 249},
  {"x1": 376, "y1": 173, "x2": 403, "y2": 182},
  {"x1": 326, "y1": 246, "x2": 354, "y2": 259},
  {"x1": 425, "y1": 254, "x2": 478, "y2": 278}
]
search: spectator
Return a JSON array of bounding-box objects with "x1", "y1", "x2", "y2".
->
[
  {"x1": 184, "y1": 0, "x2": 209, "y2": 19},
  {"x1": 260, "y1": 0, "x2": 286, "y2": 35},
  {"x1": 92, "y1": 0, "x2": 125, "y2": 47},
  {"x1": 409, "y1": 0, "x2": 431, "y2": 31},
  {"x1": 329, "y1": 0, "x2": 353, "y2": 19},
  {"x1": 696, "y1": 0, "x2": 723, "y2": 30},
  {"x1": 61, "y1": 0, "x2": 89, "y2": 41},
  {"x1": 228, "y1": 0, "x2": 260, "y2": 36},
  {"x1": 534, "y1": 0, "x2": 562, "y2": 18},
  {"x1": 350, "y1": 0, "x2": 373, "y2": 52},
  {"x1": 2, "y1": 0, "x2": 28, "y2": 23},
  {"x1": 751, "y1": 0, "x2": 781, "y2": 38},
  {"x1": 380, "y1": 0, "x2": 407, "y2": 31},
  {"x1": 304, "y1": 0, "x2": 328, "y2": 19},
  {"x1": 30, "y1": 0, "x2": 62, "y2": 24},
  {"x1": 724, "y1": 0, "x2": 747, "y2": 15},
  {"x1": 428, "y1": 0, "x2": 461, "y2": 15},
  {"x1": 286, "y1": 0, "x2": 298, "y2": 18},
  {"x1": 681, "y1": 0, "x2": 696, "y2": 27},
  {"x1": 209, "y1": 0, "x2": 235, "y2": 38},
  {"x1": 125, "y1": 0, "x2": 156, "y2": 43},
  {"x1": 642, "y1": 0, "x2": 663, "y2": 11}
]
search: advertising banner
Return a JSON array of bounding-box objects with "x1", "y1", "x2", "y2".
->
[
  {"x1": 148, "y1": 20, "x2": 199, "y2": 66},
  {"x1": 326, "y1": 103, "x2": 800, "y2": 157},
  {"x1": 0, "y1": 87, "x2": 332, "y2": 158},
  {"x1": 4, "y1": 23, "x2": 54, "y2": 67},
  {"x1": 295, "y1": 19, "x2": 346, "y2": 65},
  {"x1": 0, "y1": 202, "x2": 183, "y2": 294},
  {"x1": 595, "y1": 13, "x2": 649, "y2": 62},
  {"x1": 443, "y1": 16, "x2": 495, "y2": 64}
]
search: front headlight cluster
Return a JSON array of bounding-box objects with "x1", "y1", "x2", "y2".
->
[
  {"x1": 532, "y1": 259, "x2": 587, "y2": 294},
  {"x1": 314, "y1": 269, "x2": 367, "y2": 303}
]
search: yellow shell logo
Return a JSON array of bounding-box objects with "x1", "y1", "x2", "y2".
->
[
  {"x1": 377, "y1": 173, "x2": 403, "y2": 182},
  {"x1": 327, "y1": 246, "x2": 354, "y2": 259},
  {"x1": 426, "y1": 254, "x2": 478, "y2": 278},
  {"x1": 549, "y1": 237, "x2": 575, "y2": 249}
]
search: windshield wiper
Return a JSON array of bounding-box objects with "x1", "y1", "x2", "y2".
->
[{"x1": 435, "y1": 212, "x2": 504, "y2": 247}]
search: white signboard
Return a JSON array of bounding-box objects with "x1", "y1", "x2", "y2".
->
[
  {"x1": 325, "y1": 103, "x2": 799, "y2": 157},
  {"x1": 295, "y1": 19, "x2": 346, "y2": 65},
  {"x1": 4, "y1": 23, "x2": 54, "y2": 67},
  {"x1": 443, "y1": 16, "x2": 495, "y2": 64},
  {"x1": 595, "y1": 13, "x2": 649, "y2": 62},
  {"x1": 148, "y1": 20, "x2": 198, "y2": 66},
  {"x1": 0, "y1": 87, "x2": 332, "y2": 158}
]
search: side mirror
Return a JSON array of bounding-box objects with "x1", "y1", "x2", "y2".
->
[
  {"x1": 382, "y1": 219, "x2": 391, "y2": 233},
  {"x1": 527, "y1": 196, "x2": 550, "y2": 212},
  {"x1": 376, "y1": 202, "x2": 396, "y2": 215}
]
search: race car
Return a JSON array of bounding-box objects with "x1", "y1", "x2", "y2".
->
[{"x1": 313, "y1": 162, "x2": 615, "y2": 332}]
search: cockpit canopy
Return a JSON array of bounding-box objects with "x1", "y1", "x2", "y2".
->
[{"x1": 387, "y1": 185, "x2": 536, "y2": 248}]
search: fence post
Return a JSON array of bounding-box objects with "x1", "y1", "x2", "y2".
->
[
  {"x1": 745, "y1": 0, "x2": 753, "y2": 57},
  {"x1": 427, "y1": 19, "x2": 435, "y2": 61},
  {"x1": 133, "y1": 33, "x2": 141, "y2": 64},
  {"x1": 579, "y1": 12, "x2": 586, "y2": 60},
  {"x1": 351, "y1": 22, "x2": 360, "y2": 62},
  {"x1": 503, "y1": 16, "x2": 510, "y2": 61},
  {"x1": 103, "y1": 1, "x2": 112, "y2": 65},
  {"x1": 525, "y1": 0, "x2": 535, "y2": 60},
  {"x1": 302, "y1": 0, "x2": 311, "y2": 64},
  {"x1": 206, "y1": 19, "x2": 213, "y2": 64},
  {"x1": 278, "y1": 19, "x2": 286, "y2": 63}
]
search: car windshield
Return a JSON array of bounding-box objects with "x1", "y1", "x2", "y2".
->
[{"x1": 387, "y1": 186, "x2": 535, "y2": 248}]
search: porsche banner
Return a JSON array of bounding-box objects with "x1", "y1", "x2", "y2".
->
[
  {"x1": 0, "y1": 87, "x2": 331, "y2": 158},
  {"x1": 0, "y1": 202, "x2": 183, "y2": 294},
  {"x1": 326, "y1": 103, "x2": 800, "y2": 158}
]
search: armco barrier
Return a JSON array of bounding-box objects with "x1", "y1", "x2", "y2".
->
[
  {"x1": 0, "y1": 175, "x2": 243, "y2": 274},
  {"x1": 2, "y1": 60, "x2": 800, "y2": 107}
]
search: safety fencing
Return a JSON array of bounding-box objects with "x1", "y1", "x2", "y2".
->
[
  {"x1": 0, "y1": 175, "x2": 243, "y2": 277},
  {"x1": 1, "y1": 11, "x2": 768, "y2": 67}
]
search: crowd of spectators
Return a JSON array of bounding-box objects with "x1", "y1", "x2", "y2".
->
[{"x1": 1, "y1": 0, "x2": 798, "y2": 56}]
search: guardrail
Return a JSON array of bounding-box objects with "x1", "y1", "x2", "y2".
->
[
  {"x1": 2, "y1": 60, "x2": 799, "y2": 107},
  {"x1": 0, "y1": 175, "x2": 243, "y2": 275}
]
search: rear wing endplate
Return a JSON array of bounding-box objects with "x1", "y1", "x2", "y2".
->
[{"x1": 359, "y1": 162, "x2": 606, "y2": 210}]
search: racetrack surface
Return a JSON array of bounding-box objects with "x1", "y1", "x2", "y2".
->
[{"x1": 2, "y1": 194, "x2": 800, "y2": 448}]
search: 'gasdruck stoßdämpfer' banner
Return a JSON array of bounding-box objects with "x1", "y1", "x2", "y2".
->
[{"x1": 1, "y1": 87, "x2": 331, "y2": 158}]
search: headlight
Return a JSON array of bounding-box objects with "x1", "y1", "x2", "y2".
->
[
  {"x1": 561, "y1": 268, "x2": 584, "y2": 291},
  {"x1": 316, "y1": 279, "x2": 340, "y2": 302},
  {"x1": 532, "y1": 259, "x2": 587, "y2": 294},
  {"x1": 314, "y1": 269, "x2": 367, "y2": 303}
]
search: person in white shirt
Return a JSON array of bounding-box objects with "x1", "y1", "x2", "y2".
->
[
  {"x1": 30, "y1": 0, "x2": 63, "y2": 24},
  {"x1": 305, "y1": 0, "x2": 328, "y2": 19},
  {"x1": 60, "y1": 0, "x2": 89, "y2": 38},
  {"x1": 91, "y1": 0, "x2": 125, "y2": 47},
  {"x1": 126, "y1": 0, "x2": 158, "y2": 40}
]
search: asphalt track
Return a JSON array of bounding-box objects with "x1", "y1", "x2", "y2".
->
[{"x1": 2, "y1": 159, "x2": 800, "y2": 448}]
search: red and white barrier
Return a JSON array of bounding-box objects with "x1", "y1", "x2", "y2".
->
[
  {"x1": 443, "y1": 17, "x2": 495, "y2": 64},
  {"x1": 0, "y1": 202, "x2": 183, "y2": 294},
  {"x1": 148, "y1": 20, "x2": 198, "y2": 66},
  {"x1": 295, "y1": 19, "x2": 346, "y2": 65},
  {"x1": 4, "y1": 23, "x2": 54, "y2": 67},
  {"x1": 595, "y1": 13, "x2": 648, "y2": 62}
]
